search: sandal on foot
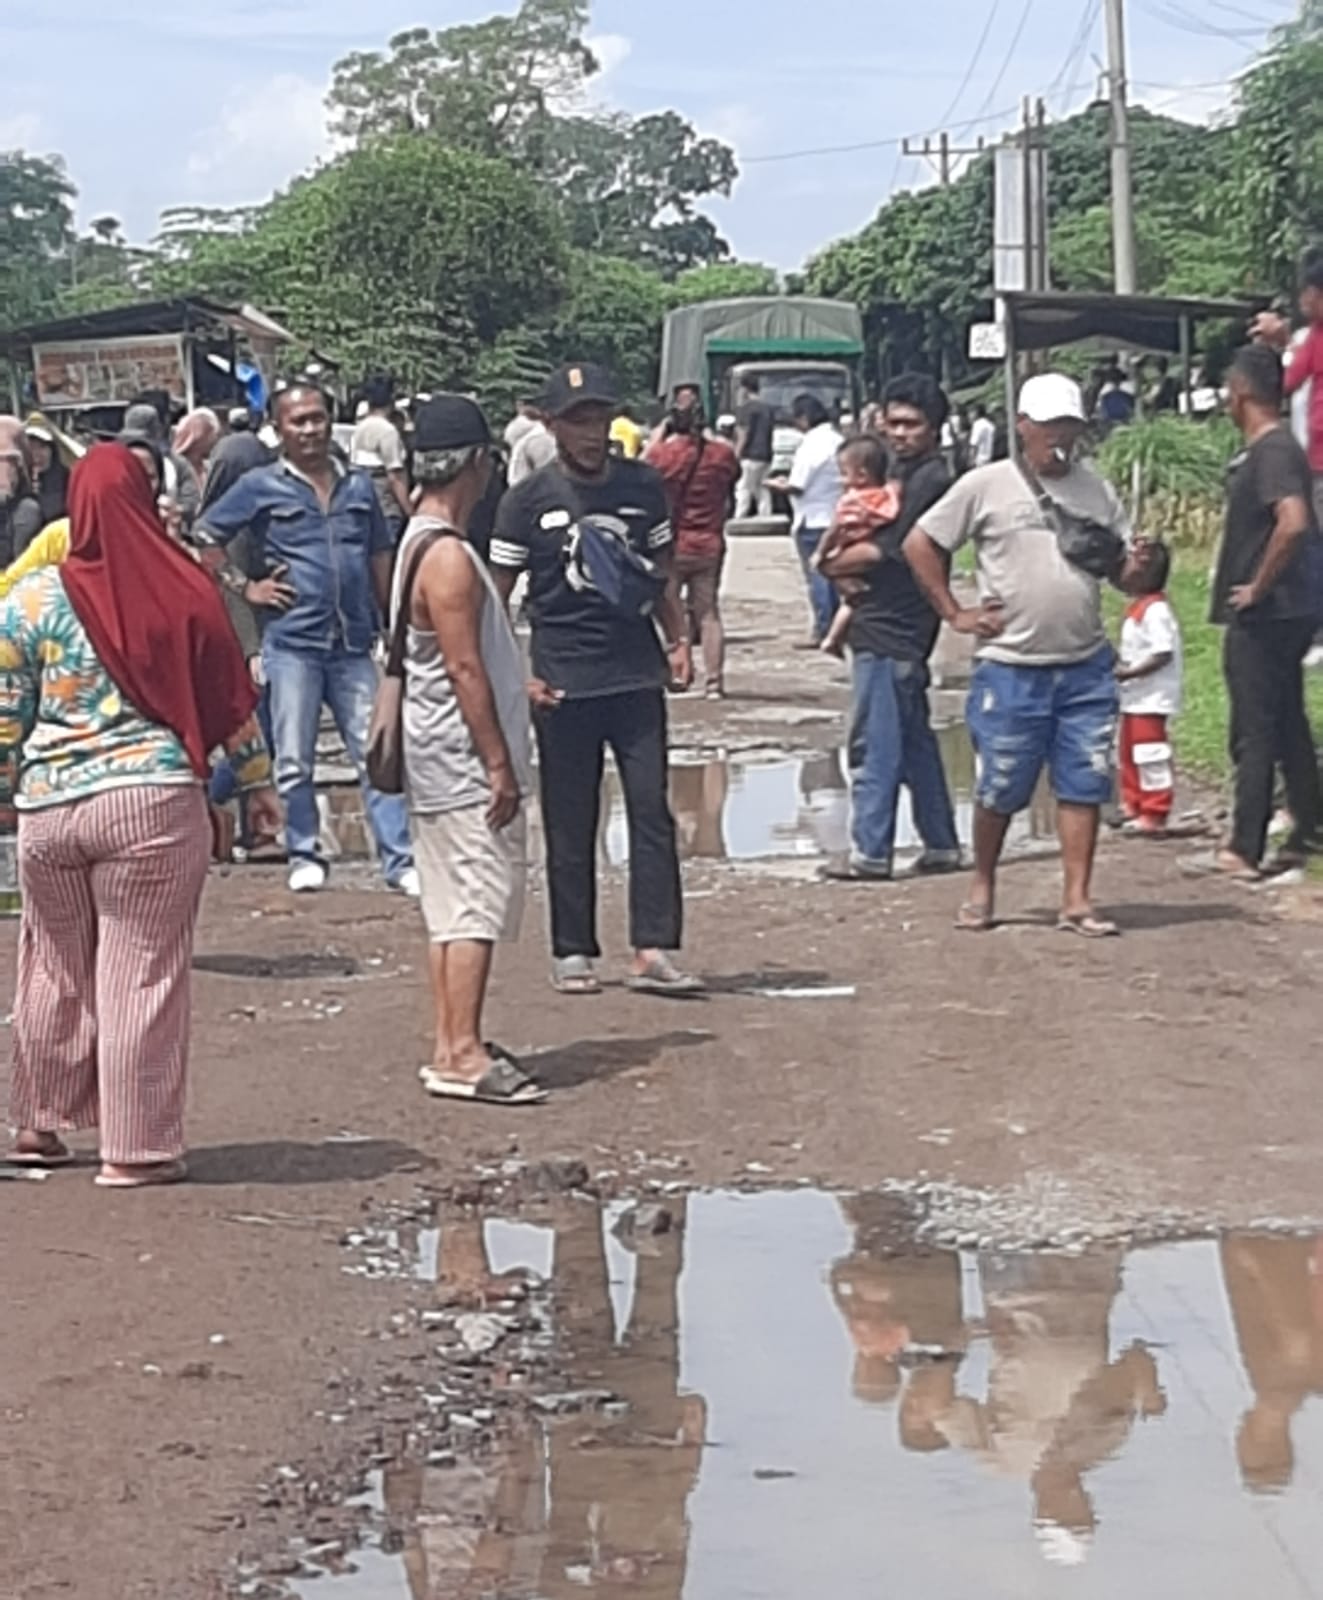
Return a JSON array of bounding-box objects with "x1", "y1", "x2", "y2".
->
[
  {"x1": 954, "y1": 903, "x2": 994, "y2": 933},
  {"x1": 819, "y1": 861, "x2": 893, "y2": 884},
  {"x1": 551, "y1": 956, "x2": 602, "y2": 996},
  {"x1": 627, "y1": 956, "x2": 706, "y2": 997},
  {"x1": 1057, "y1": 913, "x2": 1120, "y2": 940},
  {"x1": 1179, "y1": 851, "x2": 1261, "y2": 884},
  {"x1": 421, "y1": 1056, "x2": 547, "y2": 1106},
  {"x1": 95, "y1": 1159, "x2": 188, "y2": 1190},
  {"x1": 10, "y1": 1136, "x2": 74, "y2": 1170}
]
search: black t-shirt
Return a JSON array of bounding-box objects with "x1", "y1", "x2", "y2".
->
[
  {"x1": 491, "y1": 456, "x2": 673, "y2": 700},
  {"x1": 1212, "y1": 427, "x2": 1320, "y2": 625},
  {"x1": 737, "y1": 399, "x2": 774, "y2": 464},
  {"x1": 201, "y1": 433, "x2": 275, "y2": 512},
  {"x1": 847, "y1": 453, "x2": 953, "y2": 661}
]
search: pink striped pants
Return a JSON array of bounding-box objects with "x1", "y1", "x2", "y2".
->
[{"x1": 9, "y1": 785, "x2": 211, "y2": 1165}]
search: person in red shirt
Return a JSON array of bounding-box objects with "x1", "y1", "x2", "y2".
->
[
  {"x1": 646, "y1": 404, "x2": 739, "y2": 698},
  {"x1": 1253, "y1": 252, "x2": 1323, "y2": 502}
]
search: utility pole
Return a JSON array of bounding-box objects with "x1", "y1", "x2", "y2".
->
[
  {"x1": 901, "y1": 130, "x2": 987, "y2": 188},
  {"x1": 1104, "y1": 0, "x2": 1138, "y2": 294}
]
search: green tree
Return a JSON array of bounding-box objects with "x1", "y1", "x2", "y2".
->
[
  {"x1": 1231, "y1": 9, "x2": 1323, "y2": 292},
  {"x1": 546, "y1": 251, "x2": 669, "y2": 401},
  {"x1": 667, "y1": 261, "x2": 781, "y2": 306},
  {"x1": 154, "y1": 139, "x2": 570, "y2": 390},
  {"x1": 327, "y1": 5, "x2": 737, "y2": 274},
  {"x1": 0, "y1": 152, "x2": 76, "y2": 332}
]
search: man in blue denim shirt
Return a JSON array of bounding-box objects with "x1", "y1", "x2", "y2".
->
[{"x1": 199, "y1": 384, "x2": 416, "y2": 896}]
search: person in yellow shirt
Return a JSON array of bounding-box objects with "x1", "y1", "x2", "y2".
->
[
  {"x1": 609, "y1": 408, "x2": 645, "y2": 459},
  {"x1": 0, "y1": 518, "x2": 69, "y2": 598}
]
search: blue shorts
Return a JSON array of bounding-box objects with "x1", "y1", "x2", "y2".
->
[{"x1": 967, "y1": 647, "x2": 1119, "y2": 815}]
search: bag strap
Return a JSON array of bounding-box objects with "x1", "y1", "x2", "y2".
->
[
  {"x1": 1014, "y1": 455, "x2": 1058, "y2": 522},
  {"x1": 672, "y1": 435, "x2": 708, "y2": 528},
  {"x1": 386, "y1": 526, "x2": 456, "y2": 680}
]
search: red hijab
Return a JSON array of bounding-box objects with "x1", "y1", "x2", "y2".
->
[{"x1": 62, "y1": 443, "x2": 257, "y2": 778}]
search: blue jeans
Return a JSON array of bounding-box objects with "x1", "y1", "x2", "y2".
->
[
  {"x1": 967, "y1": 647, "x2": 1119, "y2": 815},
  {"x1": 263, "y1": 642, "x2": 413, "y2": 882},
  {"x1": 849, "y1": 652, "x2": 959, "y2": 870},
  {"x1": 208, "y1": 685, "x2": 273, "y2": 812},
  {"x1": 795, "y1": 524, "x2": 837, "y2": 643}
]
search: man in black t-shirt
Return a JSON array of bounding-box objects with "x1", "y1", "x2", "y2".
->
[
  {"x1": 734, "y1": 376, "x2": 775, "y2": 519},
  {"x1": 491, "y1": 363, "x2": 702, "y2": 996},
  {"x1": 820, "y1": 374, "x2": 960, "y2": 880},
  {"x1": 1208, "y1": 346, "x2": 1323, "y2": 876}
]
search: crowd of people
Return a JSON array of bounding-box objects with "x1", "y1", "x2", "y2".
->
[{"x1": 2, "y1": 251, "x2": 1323, "y2": 1181}]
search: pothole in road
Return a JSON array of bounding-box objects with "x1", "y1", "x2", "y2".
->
[
  {"x1": 313, "y1": 727, "x2": 1058, "y2": 870},
  {"x1": 193, "y1": 952, "x2": 364, "y2": 980},
  {"x1": 249, "y1": 1188, "x2": 1323, "y2": 1598}
]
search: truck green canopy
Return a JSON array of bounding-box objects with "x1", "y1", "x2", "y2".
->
[{"x1": 658, "y1": 298, "x2": 865, "y2": 399}]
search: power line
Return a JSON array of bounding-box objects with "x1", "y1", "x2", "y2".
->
[
  {"x1": 744, "y1": 102, "x2": 1022, "y2": 166},
  {"x1": 884, "y1": 0, "x2": 1002, "y2": 216},
  {"x1": 953, "y1": 0, "x2": 1038, "y2": 137}
]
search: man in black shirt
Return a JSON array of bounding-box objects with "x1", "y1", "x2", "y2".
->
[
  {"x1": 735, "y1": 375, "x2": 775, "y2": 519},
  {"x1": 821, "y1": 374, "x2": 959, "y2": 880},
  {"x1": 491, "y1": 363, "x2": 702, "y2": 995},
  {"x1": 1209, "y1": 346, "x2": 1322, "y2": 876}
]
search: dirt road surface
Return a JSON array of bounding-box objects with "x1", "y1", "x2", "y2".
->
[{"x1": 4, "y1": 537, "x2": 1323, "y2": 1599}]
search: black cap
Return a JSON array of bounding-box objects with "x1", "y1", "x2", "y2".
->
[
  {"x1": 412, "y1": 394, "x2": 491, "y2": 452},
  {"x1": 542, "y1": 362, "x2": 618, "y2": 418}
]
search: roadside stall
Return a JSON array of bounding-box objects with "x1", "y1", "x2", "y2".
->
[{"x1": 0, "y1": 297, "x2": 296, "y2": 436}]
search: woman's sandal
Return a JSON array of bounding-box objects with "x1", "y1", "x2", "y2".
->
[{"x1": 954, "y1": 903, "x2": 994, "y2": 933}]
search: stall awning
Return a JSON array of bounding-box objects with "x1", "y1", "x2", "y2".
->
[
  {"x1": 1001, "y1": 290, "x2": 1267, "y2": 354},
  {"x1": 0, "y1": 297, "x2": 296, "y2": 357}
]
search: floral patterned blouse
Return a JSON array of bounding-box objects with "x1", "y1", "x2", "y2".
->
[{"x1": 0, "y1": 568, "x2": 270, "y2": 811}]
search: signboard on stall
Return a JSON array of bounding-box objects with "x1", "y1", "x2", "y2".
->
[{"x1": 32, "y1": 334, "x2": 188, "y2": 409}]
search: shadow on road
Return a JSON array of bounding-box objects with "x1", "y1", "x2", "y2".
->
[
  {"x1": 188, "y1": 1137, "x2": 427, "y2": 1186},
  {"x1": 530, "y1": 1031, "x2": 714, "y2": 1090}
]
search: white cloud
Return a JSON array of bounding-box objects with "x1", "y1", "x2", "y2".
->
[
  {"x1": 186, "y1": 72, "x2": 333, "y2": 202},
  {"x1": 0, "y1": 112, "x2": 44, "y2": 150},
  {"x1": 703, "y1": 103, "x2": 766, "y2": 155},
  {"x1": 587, "y1": 31, "x2": 633, "y2": 85}
]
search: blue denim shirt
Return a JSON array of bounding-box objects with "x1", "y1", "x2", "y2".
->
[{"x1": 200, "y1": 460, "x2": 393, "y2": 654}]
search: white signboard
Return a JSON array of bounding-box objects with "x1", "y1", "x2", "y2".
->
[
  {"x1": 33, "y1": 334, "x2": 187, "y2": 409},
  {"x1": 968, "y1": 321, "x2": 1007, "y2": 361}
]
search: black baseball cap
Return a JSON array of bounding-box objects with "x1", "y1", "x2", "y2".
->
[
  {"x1": 542, "y1": 362, "x2": 618, "y2": 418},
  {"x1": 412, "y1": 394, "x2": 491, "y2": 452}
]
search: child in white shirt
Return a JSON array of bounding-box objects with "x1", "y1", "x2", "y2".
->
[{"x1": 1116, "y1": 540, "x2": 1182, "y2": 836}]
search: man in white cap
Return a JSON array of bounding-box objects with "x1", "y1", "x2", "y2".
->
[{"x1": 905, "y1": 374, "x2": 1131, "y2": 937}]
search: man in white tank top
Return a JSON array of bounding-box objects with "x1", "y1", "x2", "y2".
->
[{"x1": 394, "y1": 396, "x2": 543, "y2": 1107}]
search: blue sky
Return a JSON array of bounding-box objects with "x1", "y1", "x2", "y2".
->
[{"x1": 0, "y1": 0, "x2": 1302, "y2": 270}]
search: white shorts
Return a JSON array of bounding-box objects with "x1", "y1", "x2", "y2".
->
[{"x1": 411, "y1": 805, "x2": 527, "y2": 945}]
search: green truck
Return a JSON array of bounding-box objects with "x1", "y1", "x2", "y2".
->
[{"x1": 657, "y1": 296, "x2": 865, "y2": 487}]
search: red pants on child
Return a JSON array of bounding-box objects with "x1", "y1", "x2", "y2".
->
[{"x1": 1119, "y1": 712, "x2": 1173, "y2": 824}]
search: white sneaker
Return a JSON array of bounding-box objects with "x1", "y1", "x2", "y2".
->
[
  {"x1": 394, "y1": 867, "x2": 422, "y2": 899},
  {"x1": 288, "y1": 860, "x2": 328, "y2": 894}
]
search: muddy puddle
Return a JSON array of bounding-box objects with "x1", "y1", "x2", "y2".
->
[
  {"x1": 288, "y1": 1190, "x2": 1323, "y2": 1598},
  {"x1": 316, "y1": 725, "x2": 1056, "y2": 868}
]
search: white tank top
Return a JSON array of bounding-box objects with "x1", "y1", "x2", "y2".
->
[{"x1": 392, "y1": 517, "x2": 531, "y2": 815}]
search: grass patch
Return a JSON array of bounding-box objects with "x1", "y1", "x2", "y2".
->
[{"x1": 1105, "y1": 568, "x2": 1323, "y2": 782}]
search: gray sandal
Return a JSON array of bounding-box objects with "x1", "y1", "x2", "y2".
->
[
  {"x1": 627, "y1": 956, "x2": 706, "y2": 996},
  {"x1": 420, "y1": 1055, "x2": 547, "y2": 1106},
  {"x1": 551, "y1": 956, "x2": 602, "y2": 995}
]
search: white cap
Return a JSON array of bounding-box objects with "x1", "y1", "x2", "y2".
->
[{"x1": 1018, "y1": 373, "x2": 1086, "y2": 424}]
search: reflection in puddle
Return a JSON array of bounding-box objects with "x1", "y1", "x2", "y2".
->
[
  {"x1": 315, "y1": 726, "x2": 1056, "y2": 867},
  {"x1": 310, "y1": 1192, "x2": 1323, "y2": 1597}
]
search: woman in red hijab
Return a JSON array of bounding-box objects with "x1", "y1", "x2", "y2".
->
[{"x1": 0, "y1": 443, "x2": 280, "y2": 1188}]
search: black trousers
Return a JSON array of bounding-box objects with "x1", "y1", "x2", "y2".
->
[
  {"x1": 535, "y1": 688, "x2": 683, "y2": 959},
  {"x1": 1225, "y1": 618, "x2": 1322, "y2": 864}
]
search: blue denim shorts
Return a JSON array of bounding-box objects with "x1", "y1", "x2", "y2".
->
[{"x1": 967, "y1": 647, "x2": 1119, "y2": 815}]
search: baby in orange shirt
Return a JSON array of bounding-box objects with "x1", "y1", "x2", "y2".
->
[{"x1": 813, "y1": 436, "x2": 902, "y2": 657}]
